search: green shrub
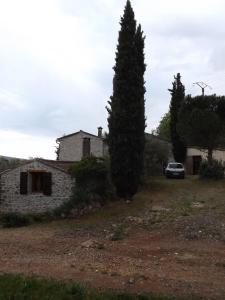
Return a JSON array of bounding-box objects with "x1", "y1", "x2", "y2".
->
[
  {"x1": 70, "y1": 156, "x2": 114, "y2": 206},
  {"x1": 53, "y1": 188, "x2": 89, "y2": 217},
  {"x1": 70, "y1": 156, "x2": 108, "y2": 192},
  {"x1": 199, "y1": 159, "x2": 225, "y2": 179},
  {"x1": 110, "y1": 224, "x2": 125, "y2": 241},
  {"x1": 0, "y1": 274, "x2": 203, "y2": 300},
  {"x1": 1, "y1": 213, "x2": 33, "y2": 228},
  {"x1": 144, "y1": 137, "x2": 170, "y2": 177}
]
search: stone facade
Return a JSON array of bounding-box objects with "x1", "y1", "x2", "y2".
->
[
  {"x1": 0, "y1": 160, "x2": 73, "y2": 214},
  {"x1": 57, "y1": 130, "x2": 106, "y2": 161}
]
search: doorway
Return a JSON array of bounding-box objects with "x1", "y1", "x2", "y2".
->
[{"x1": 193, "y1": 156, "x2": 202, "y2": 175}]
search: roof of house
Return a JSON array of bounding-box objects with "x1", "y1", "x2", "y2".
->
[
  {"x1": 57, "y1": 130, "x2": 104, "y2": 141},
  {"x1": 0, "y1": 158, "x2": 75, "y2": 175},
  {"x1": 37, "y1": 159, "x2": 74, "y2": 173}
]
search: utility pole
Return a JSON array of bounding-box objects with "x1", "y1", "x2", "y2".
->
[{"x1": 193, "y1": 82, "x2": 212, "y2": 96}]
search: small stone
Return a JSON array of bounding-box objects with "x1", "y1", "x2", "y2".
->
[
  {"x1": 139, "y1": 274, "x2": 149, "y2": 281},
  {"x1": 81, "y1": 239, "x2": 94, "y2": 248},
  {"x1": 81, "y1": 239, "x2": 104, "y2": 249},
  {"x1": 97, "y1": 243, "x2": 105, "y2": 250},
  {"x1": 128, "y1": 277, "x2": 135, "y2": 284},
  {"x1": 110, "y1": 272, "x2": 119, "y2": 277}
]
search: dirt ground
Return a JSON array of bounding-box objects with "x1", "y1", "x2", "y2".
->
[{"x1": 0, "y1": 177, "x2": 224, "y2": 299}]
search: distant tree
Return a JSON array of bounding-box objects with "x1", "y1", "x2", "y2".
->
[
  {"x1": 156, "y1": 112, "x2": 171, "y2": 141},
  {"x1": 169, "y1": 73, "x2": 187, "y2": 163},
  {"x1": 107, "y1": 0, "x2": 146, "y2": 199},
  {"x1": 144, "y1": 136, "x2": 170, "y2": 176},
  {"x1": 0, "y1": 158, "x2": 26, "y2": 172},
  {"x1": 55, "y1": 141, "x2": 60, "y2": 161},
  {"x1": 178, "y1": 94, "x2": 225, "y2": 164}
]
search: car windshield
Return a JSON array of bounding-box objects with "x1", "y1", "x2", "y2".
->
[{"x1": 168, "y1": 163, "x2": 183, "y2": 169}]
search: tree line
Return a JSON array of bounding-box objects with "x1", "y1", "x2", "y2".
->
[
  {"x1": 107, "y1": 0, "x2": 225, "y2": 199},
  {"x1": 157, "y1": 74, "x2": 225, "y2": 165}
]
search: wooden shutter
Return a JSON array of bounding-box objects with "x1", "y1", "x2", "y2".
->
[
  {"x1": 20, "y1": 172, "x2": 28, "y2": 195},
  {"x1": 83, "y1": 138, "x2": 90, "y2": 157},
  {"x1": 43, "y1": 172, "x2": 52, "y2": 196}
]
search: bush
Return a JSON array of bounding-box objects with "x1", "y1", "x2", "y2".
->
[
  {"x1": 144, "y1": 136, "x2": 170, "y2": 177},
  {"x1": 0, "y1": 274, "x2": 201, "y2": 300},
  {"x1": 110, "y1": 224, "x2": 125, "y2": 241},
  {"x1": 71, "y1": 156, "x2": 108, "y2": 191},
  {"x1": 199, "y1": 159, "x2": 225, "y2": 179},
  {"x1": 1, "y1": 213, "x2": 33, "y2": 228},
  {"x1": 69, "y1": 156, "x2": 115, "y2": 207}
]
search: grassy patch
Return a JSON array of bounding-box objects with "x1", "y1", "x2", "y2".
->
[
  {"x1": 0, "y1": 274, "x2": 203, "y2": 300},
  {"x1": 110, "y1": 224, "x2": 126, "y2": 241},
  {"x1": 0, "y1": 213, "x2": 34, "y2": 228}
]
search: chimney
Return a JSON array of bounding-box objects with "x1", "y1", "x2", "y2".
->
[{"x1": 98, "y1": 126, "x2": 103, "y2": 138}]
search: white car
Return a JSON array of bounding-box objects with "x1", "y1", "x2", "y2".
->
[{"x1": 165, "y1": 162, "x2": 185, "y2": 179}]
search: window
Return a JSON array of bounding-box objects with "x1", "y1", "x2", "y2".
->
[
  {"x1": 31, "y1": 172, "x2": 44, "y2": 193},
  {"x1": 20, "y1": 171, "x2": 52, "y2": 196},
  {"x1": 168, "y1": 163, "x2": 183, "y2": 169},
  {"x1": 82, "y1": 138, "x2": 90, "y2": 157}
]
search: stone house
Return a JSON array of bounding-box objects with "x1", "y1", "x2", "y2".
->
[
  {"x1": 5, "y1": 127, "x2": 224, "y2": 215},
  {"x1": 145, "y1": 135, "x2": 225, "y2": 175},
  {"x1": 0, "y1": 159, "x2": 74, "y2": 214},
  {"x1": 185, "y1": 147, "x2": 225, "y2": 175},
  {"x1": 0, "y1": 127, "x2": 107, "y2": 215},
  {"x1": 56, "y1": 127, "x2": 108, "y2": 161}
]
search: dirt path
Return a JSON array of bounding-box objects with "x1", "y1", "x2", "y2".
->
[{"x1": 0, "y1": 223, "x2": 224, "y2": 299}]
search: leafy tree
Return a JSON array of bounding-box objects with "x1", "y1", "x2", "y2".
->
[
  {"x1": 144, "y1": 136, "x2": 170, "y2": 176},
  {"x1": 107, "y1": 0, "x2": 146, "y2": 199},
  {"x1": 155, "y1": 112, "x2": 171, "y2": 141},
  {"x1": 178, "y1": 94, "x2": 225, "y2": 164},
  {"x1": 0, "y1": 157, "x2": 25, "y2": 172},
  {"x1": 169, "y1": 73, "x2": 187, "y2": 163}
]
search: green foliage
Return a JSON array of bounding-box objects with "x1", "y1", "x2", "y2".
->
[
  {"x1": 110, "y1": 224, "x2": 126, "y2": 241},
  {"x1": 0, "y1": 213, "x2": 33, "y2": 228},
  {"x1": 144, "y1": 136, "x2": 170, "y2": 176},
  {"x1": 0, "y1": 274, "x2": 85, "y2": 300},
  {"x1": 155, "y1": 112, "x2": 171, "y2": 141},
  {"x1": 178, "y1": 94, "x2": 225, "y2": 163},
  {"x1": 107, "y1": 1, "x2": 146, "y2": 199},
  {"x1": 71, "y1": 156, "x2": 108, "y2": 191},
  {"x1": 0, "y1": 157, "x2": 26, "y2": 172},
  {"x1": 0, "y1": 274, "x2": 201, "y2": 300},
  {"x1": 199, "y1": 159, "x2": 225, "y2": 179},
  {"x1": 69, "y1": 156, "x2": 113, "y2": 207},
  {"x1": 169, "y1": 73, "x2": 187, "y2": 163}
]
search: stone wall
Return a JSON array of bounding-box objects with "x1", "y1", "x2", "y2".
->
[
  {"x1": 0, "y1": 160, "x2": 73, "y2": 214},
  {"x1": 58, "y1": 131, "x2": 104, "y2": 161}
]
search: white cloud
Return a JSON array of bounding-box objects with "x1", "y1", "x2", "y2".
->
[
  {"x1": 0, "y1": 88, "x2": 25, "y2": 110},
  {"x1": 0, "y1": 0, "x2": 225, "y2": 156},
  {"x1": 0, "y1": 129, "x2": 56, "y2": 159}
]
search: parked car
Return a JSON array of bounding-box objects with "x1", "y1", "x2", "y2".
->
[{"x1": 165, "y1": 162, "x2": 185, "y2": 179}]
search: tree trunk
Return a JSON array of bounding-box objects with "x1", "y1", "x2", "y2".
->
[{"x1": 208, "y1": 148, "x2": 213, "y2": 165}]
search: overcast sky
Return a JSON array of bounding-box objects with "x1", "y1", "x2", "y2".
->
[{"x1": 1, "y1": 0, "x2": 225, "y2": 159}]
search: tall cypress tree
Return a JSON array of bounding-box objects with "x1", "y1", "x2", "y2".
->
[
  {"x1": 169, "y1": 73, "x2": 187, "y2": 163},
  {"x1": 107, "y1": 0, "x2": 146, "y2": 199}
]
